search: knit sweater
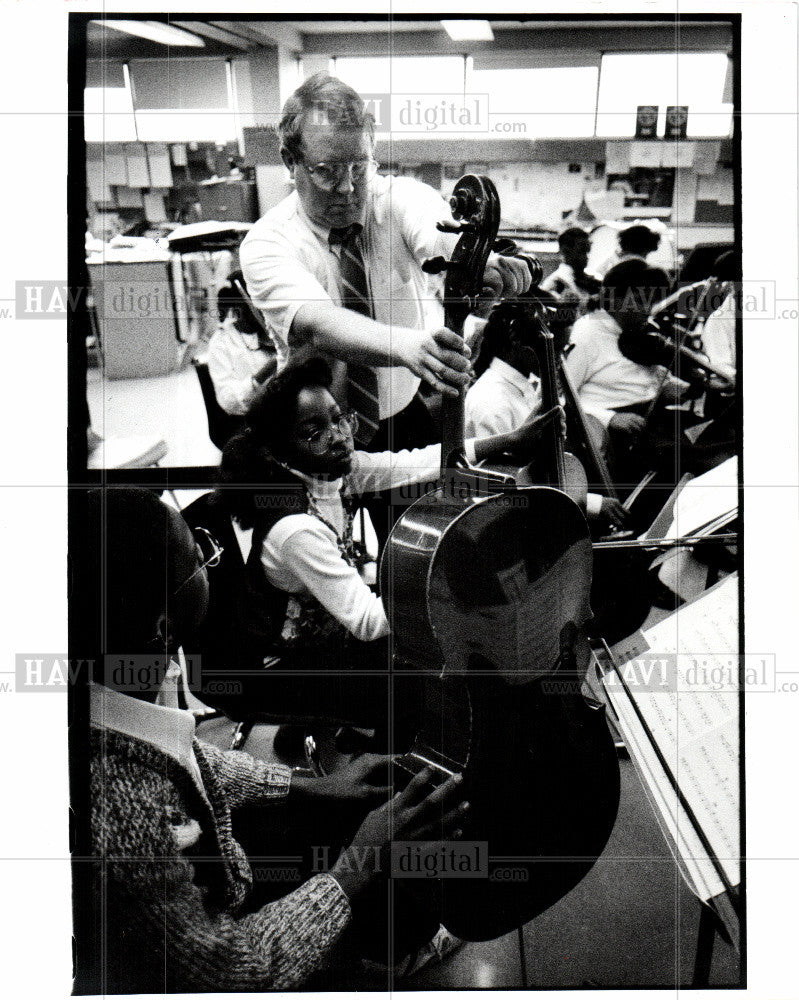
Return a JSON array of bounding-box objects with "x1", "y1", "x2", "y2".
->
[{"x1": 88, "y1": 724, "x2": 351, "y2": 993}]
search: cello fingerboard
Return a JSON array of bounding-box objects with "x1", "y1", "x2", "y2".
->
[{"x1": 392, "y1": 676, "x2": 472, "y2": 786}]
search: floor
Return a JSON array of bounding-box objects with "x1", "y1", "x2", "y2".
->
[
  {"x1": 86, "y1": 361, "x2": 220, "y2": 468},
  {"x1": 198, "y1": 717, "x2": 741, "y2": 991}
]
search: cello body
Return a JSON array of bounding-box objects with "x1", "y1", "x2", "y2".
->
[{"x1": 381, "y1": 483, "x2": 620, "y2": 940}]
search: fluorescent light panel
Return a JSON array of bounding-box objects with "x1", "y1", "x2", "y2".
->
[
  {"x1": 441, "y1": 20, "x2": 494, "y2": 42},
  {"x1": 91, "y1": 20, "x2": 205, "y2": 48}
]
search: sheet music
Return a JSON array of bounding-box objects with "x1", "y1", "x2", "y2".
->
[
  {"x1": 602, "y1": 574, "x2": 740, "y2": 903},
  {"x1": 659, "y1": 456, "x2": 737, "y2": 540}
]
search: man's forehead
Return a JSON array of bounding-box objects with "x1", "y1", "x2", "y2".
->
[{"x1": 300, "y1": 114, "x2": 372, "y2": 158}]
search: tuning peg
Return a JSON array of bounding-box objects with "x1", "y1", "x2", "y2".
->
[
  {"x1": 435, "y1": 220, "x2": 474, "y2": 234},
  {"x1": 422, "y1": 256, "x2": 451, "y2": 274}
]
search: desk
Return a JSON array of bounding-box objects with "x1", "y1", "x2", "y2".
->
[{"x1": 88, "y1": 258, "x2": 186, "y2": 380}]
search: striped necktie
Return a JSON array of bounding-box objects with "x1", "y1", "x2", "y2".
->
[{"x1": 328, "y1": 224, "x2": 380, "y2": 446}]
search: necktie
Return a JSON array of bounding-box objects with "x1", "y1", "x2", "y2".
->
[{"x1": 328, "y1": 224, "x2": 380, "y2": 446}]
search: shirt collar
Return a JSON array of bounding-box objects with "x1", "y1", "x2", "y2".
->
[
  {"x1": 489, "y1": 356, "x2": 541, "y2": 396},
  {"x1": 90, "y1": 681, "x2": 197, "y2": 775},
  {"x1": 240, "y1": 331, "x2": 262, "y2": 350},
  {"x1": 297, "y1": 199, "x2": 331, "y2": 243},
  {"x1": 221, "y1": 314, "x2": 260, "y2": 348}
]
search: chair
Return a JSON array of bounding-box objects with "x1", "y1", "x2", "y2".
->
[
  {"x1": 678, "y1": 243, "x2": 735, "y2": 284},
  {"x1": 193, "y1": 359, "x2": 244, "y2": 452}
]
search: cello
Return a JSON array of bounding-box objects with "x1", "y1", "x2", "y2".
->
[
  {"x1": 556, "y1": 338, "x2": 665, "y2": 642},
  {"x1": 379, "y1": 175, "x2": 620, "y2": 941}
]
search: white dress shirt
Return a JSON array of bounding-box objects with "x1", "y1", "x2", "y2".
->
[
  {"x1": 205, "y1": 315, "x2": 274, "y2": 416},
  {"x1": 565, "y1": 309, "x2": 675, "y2": 428},
  {"x1": 260, "y1": 440, "x2": 477, "y2": 642},
  {"x1": 465, "y1": 357, "x2": 542, "y2": 439},
  {"x1": 240, "y1": 174, "x2": 455, "y2": 419},
  {"x1": 700, "y1": 290, "x2": 736, "y2": 383},
  {"x1": 465, "y1": 356, "x2": 602, "y2": 516},
  {"x1": 540, "y1": 262, "x2": 592, "y2": 308}
]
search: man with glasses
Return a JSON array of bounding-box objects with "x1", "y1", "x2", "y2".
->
[{"x1": 240, "y1": 73, "x2": 532, "y2": 460}]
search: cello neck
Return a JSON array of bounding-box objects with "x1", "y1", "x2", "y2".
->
[
  {"x1": 425, "y1": 174, "x2": 501, "y2": 480},
  {"x1": 539, "y1": 329, "x2": 567, "y2": 488},
  {"x1": 441, "y1": 390, "x2": 466, "y2": 475}
]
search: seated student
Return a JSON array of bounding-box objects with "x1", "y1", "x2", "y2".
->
[
  {"x1": 597, "y1": 223, "x2": 663, "y2": 277},
  {"x1": 75, "y1": 487, "x2": 469, "y2": 993},
  {"x1": 218, "y1": 358, "x2": 559, "y2": 658},
  {"x1": 206, "y1": 270, "x2": 278, "y2": 416},
  {"x1": 617, "y1": 223, "x2": 662, "y2": 264},
  {"x1": 465, "y1": 300, "x2": 628, "y2": 530},
  {"x1": 540, "y1": 227, "x2": 600, "y2": 318},
  {"x1": 699, "y1": 250, "x2": 737, "y2": 386},
  {"x1": 564, "y1": 260, "x2": 695, "y2": 483}
]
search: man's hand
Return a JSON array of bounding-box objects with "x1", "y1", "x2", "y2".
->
[
  {"x1": 472, "y1": 254, "x2": 534, "y2": 319},
  {"x1": 331, "y1": 768, "x2": 468, "y2": 900},
  {"x1": 401, "y1": 328, "x2": 472, "y2": 396},
  {"x1": 482, "y1": 253, "x2": 533, "y2": 299},
  {"x1": 609, "y1": 412, "x2": 646, "y2": 439},
  {"x1": 600, "y1": 496, "x2": 630, "y2": 529}
]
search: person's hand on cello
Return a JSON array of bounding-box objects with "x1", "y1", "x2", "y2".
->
[{"x1": 512, "y1": 404, "x2": 567, "y2": 454}]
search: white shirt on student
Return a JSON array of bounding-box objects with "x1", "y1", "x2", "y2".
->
[
  {"x1": 240, "y1": 174, "x2": 456, "y2": 420},
  {"x1": 700, "y1": 290, "x2": 736, "y2": 383},
  {"x1": 465, "y1": 357, "x2": 542, "y2": 439},
  {"x1": 465, "y1": 356, "x2": 602, "y2": 517},
  {"x1": 540, "y1": 262, "x2": 592, "y2": 308},
  {"x1": 205, "y1": 315, "x2": 273, "y2": 416},
  {"x1": 565, "y1": 309, "x2": 675, "y2": 428}
]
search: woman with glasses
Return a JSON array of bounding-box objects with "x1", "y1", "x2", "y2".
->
[{"x1": 218, "y1": 358, "x2": 559, "y2": 661}]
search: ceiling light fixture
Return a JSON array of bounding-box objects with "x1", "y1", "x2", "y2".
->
[
  {"x1": 91, "y1": 20, "x2": 206, "y2": 48},
  {"x1": 441, "y1": 20, "x2": 494, "y2": 42}
]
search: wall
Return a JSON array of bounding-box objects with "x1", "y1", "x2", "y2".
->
[{"x1": 461, "y1": 161, "x2": 596, "y2": 230}]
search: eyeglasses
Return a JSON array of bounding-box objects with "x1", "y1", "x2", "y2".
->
[
  {"x1": 297, "y1": 157, "x2": 379, "y2": 192},
  {"x1": 305, "y1": 412, "x2": 359, "y2": 455},
  {"x1": 173, "y1": 527, "x2": 224, "y2": 596}
]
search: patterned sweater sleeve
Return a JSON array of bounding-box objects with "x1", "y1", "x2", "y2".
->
[
  {"x1": 92, "y1": 748, "x2": 351, "y2": 992},
  {"x1": 195, "y1": 739, "x2": 292, "y2": 809},
  {"x1": 134, "y1": 861, "x2": 351, "y2": 991}
]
